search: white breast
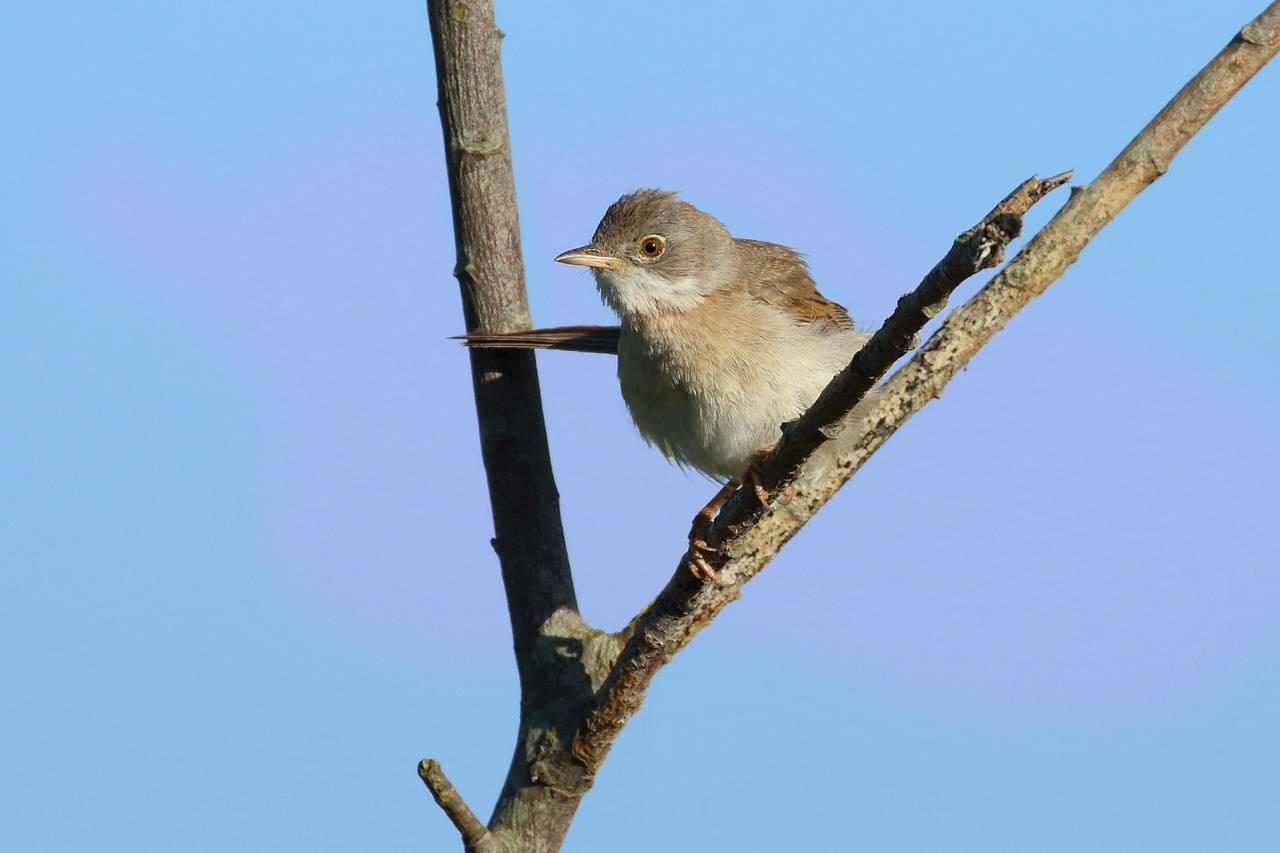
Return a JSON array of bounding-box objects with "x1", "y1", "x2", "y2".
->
[{"x1": 616, "y1": 301, "x2": 867, "y2": 481}]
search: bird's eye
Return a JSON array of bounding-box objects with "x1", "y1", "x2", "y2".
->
[{"x1": 638, "y1": 235, "x2": 665, "y2": 258}]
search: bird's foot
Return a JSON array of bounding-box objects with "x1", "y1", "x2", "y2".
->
[
  {"x1": 743, "y1": 445, "x2": 776, "y2": 506},
  {"x1": 685, "y1": 539, "x2": 719, "y2": 580},
  {"x1": 685, "y1": 480, "x2": 739, "y2": 581}
]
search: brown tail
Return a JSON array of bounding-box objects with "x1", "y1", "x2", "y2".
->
[{"x1": 454, "y1": 325, "x2": 621, "y2": 355}]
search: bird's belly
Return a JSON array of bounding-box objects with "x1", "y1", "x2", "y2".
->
[{"x1": 618, "y1": 345, "x2": 833, "y2": 481}]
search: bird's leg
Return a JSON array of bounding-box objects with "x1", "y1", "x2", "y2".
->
[
  {"x1": 684, "y1": 447, "x2": 778, "y2": 579},
  {"x1": 686, "y1": 480, "x2": 740, "y2": 580}
]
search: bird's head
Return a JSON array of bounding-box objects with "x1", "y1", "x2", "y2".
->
[{"x1": 555, "y1": 189, "x2": 734, "y2": 321}]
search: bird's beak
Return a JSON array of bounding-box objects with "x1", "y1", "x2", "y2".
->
[{"x1": 554, "y1": 245, "x2": 619, "y2": 269}]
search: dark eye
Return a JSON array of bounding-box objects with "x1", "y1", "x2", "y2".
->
[{"x1": 639, "y1": 235, "x2": 665, "y2": 258}]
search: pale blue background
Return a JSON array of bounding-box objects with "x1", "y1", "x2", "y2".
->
[{"x1": 4, "y1": 2, "x2": 1279, "y2": 851}]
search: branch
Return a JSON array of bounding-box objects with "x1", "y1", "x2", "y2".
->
[
  {"x1": 573, "y1": 0, "x2": 1280, "y2": 774},
  {"x1": 770, "y1": 173, "x2": 1069, "y2": 490},
  {"x1": 427, "y1": 1, "x2": 601, "y2": 850},
  {"x1": 419, "y1": 760, "x2": 499, "y2": 853},
  {"x1": 426, "y1": 0, "x2": 579, "y2": 664}
]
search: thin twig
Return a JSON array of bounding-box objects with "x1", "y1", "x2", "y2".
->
[
  {"x1": 764, "y1": 171, "x2": 1072, "y2": 504},
  {"x1": 419, "y1": 760, "x2": 498, "y2": 853}
]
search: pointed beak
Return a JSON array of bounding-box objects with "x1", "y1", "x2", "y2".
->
[{"x1": 554, "y1": 245, "x2": 619, "y2": 269}]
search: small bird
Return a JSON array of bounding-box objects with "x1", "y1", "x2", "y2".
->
[{"x1": 466, "y1": 189, "x2": 877, "y2": 576}]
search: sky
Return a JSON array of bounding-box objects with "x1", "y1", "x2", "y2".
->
[{"x1": 3, "y1": 2, "x2": 1279, "y2": 851}]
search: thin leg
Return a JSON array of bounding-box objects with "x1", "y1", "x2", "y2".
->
[{"x1": 686, "y1": 479, "x2": 739, "y2": 580}]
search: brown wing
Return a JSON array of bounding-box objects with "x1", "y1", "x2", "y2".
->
[
  {"x1": 733, "y1": 238, "x2": 856, "y2": 334},
  {"x1": 455, "y1": 324, "x2": 621, "y2": 355}
]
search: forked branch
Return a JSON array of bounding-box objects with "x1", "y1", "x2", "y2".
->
[{"x1": 424, "y1": 0, "x2": 1280, "y2": 849}]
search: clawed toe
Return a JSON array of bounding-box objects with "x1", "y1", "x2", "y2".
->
[
  {"x1": 684, "y1": 480, "x2": 739, "y2": 581},
  {"x1": 744, "y1": 445, "x2": 775, "y2": 506},
  {"x1": 685, "y1": 539, "x2": 719, "y2": 580}
]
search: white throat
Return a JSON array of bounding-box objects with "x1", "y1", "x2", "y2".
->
[{"x1": 594, "y1": 265, "x2": 706, "y2": 318}]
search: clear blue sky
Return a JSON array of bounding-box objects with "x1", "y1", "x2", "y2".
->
[{"x1": 4, "y1": 2, "x2": 1279, "y2": 850}]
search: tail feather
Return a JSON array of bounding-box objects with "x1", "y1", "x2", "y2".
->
[{"x1": 454, "y1": 325, "x2": 621, "y2": 355}]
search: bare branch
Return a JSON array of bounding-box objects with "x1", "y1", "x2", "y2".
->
[
  {"x1": 574, "y1": 0, "x2": 1280, "y2": 775},
  {"x1": 419, "y1": 760, "x2": 499, "y2": 853},
  {"x1": 425, "y1": 0, "x2": 579, "y2": 673},
  {"x1": 427, "y1": 1, "x2": 600, "y2": 849},
  {"x1": 765, "y1": 171, "x2": 1072, "y2": 498}
]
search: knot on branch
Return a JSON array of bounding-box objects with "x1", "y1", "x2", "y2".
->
[
  {"x1": 960, "y1": 211, "x2": 1024, "y2": 272},
  {"x1": 459, "y1": 127, "x2": 505, "y2": 155}
]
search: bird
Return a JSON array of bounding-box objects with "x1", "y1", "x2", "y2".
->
[{"x1": 463, "y1": 189, "x2": 878, "y2": 577}]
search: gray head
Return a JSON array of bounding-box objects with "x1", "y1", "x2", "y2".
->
[{"x1": 555, "y1": 189, "x2": 734, "y2": 320}]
